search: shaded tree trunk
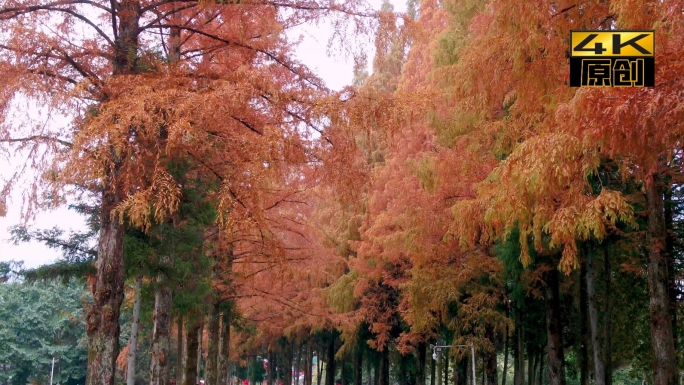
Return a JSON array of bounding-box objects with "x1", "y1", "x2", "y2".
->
[
  {"x1": 453, "y1": 357, "x2": 466, "y2": 385},
  {"x1": 298, "y1": 343, "x2": 304, "y2": 385},
  {"x1": 646, "y1": 176, "x2": 677, "y2": 385},
  {"x1": 184, "y1": 317, "x2": 202, "y2": 385},
  {"x1": 326, "y1": 337, "x2": 336, "y2": 385},
  {"x1": 379, "y1": 349, "x2": 389, "y2": 385},
  {"x1": 317, "y1": 346, "x2": 323, "y2": 385},
  {"x1": 268, "y1": 351, "x2": 275, "y2": 385},
  {"x1": 219, "y1": 310, "x2": 231, "y2": 385},
  {"x1": 429, "y1": 348, "x2": 435, "y2": 385},
  {"x1": 545, "y1": 268, "x2": 565, "y2": 385},
  {"x1": 603, "y1": 246, "x2": 613, "y2": 385},
  {"x1": 514, "y1": 309, "x2": 524, "y2": 385},
  {"x1": 206, "y1": 302, "x2": 221, "y2": 385},
  {"x1": 417, "y1": 342, "x2": 426, "y2": 385},
  {"x1": 354, "y1": 347, "x2": 363, "y2": 385},
  {"x1": 502, "y1": 318, "x2": 509, "y2": 385},
  {"x1": 579, "y1": 259, "x2": 589, "y2": 385},
  {"x1": 198, "y1": 320, "x2": 204, "y2": 381},
  {"x1": 178, "y1": 313, "x2": 185, "y2": 385},
  {"x1": 485, "y1": 347, "x2": 497, "y2": 385},
  {"x1": 586, "y1": 243, "x2": 606, "y2": 385},
  {"x1": 127, "y1": 275, "x2": 143, "y2": 385},
  {"x1": 307, "y1": 341, "x2": 314, "y2": 385},
  {"x1": 150, "y1": 269, "x2": 173, "y2": 385},
  {"x1": 527, "y1": 347, "x2": 534, "y2": 385}
]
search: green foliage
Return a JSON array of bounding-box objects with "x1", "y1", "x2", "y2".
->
[{"x1": 0, "y1": 279, "x2": 89, "y2": 385}]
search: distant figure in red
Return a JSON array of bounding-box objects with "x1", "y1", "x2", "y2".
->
[{"x1": 243, "y1": 380, "x2": 249, "y2": 385}]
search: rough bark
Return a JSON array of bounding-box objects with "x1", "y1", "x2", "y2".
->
[
  {"x1": 184, "y1": 317, "x2": 202, "y2": 385},
  {"x1": 285, "y1": 340, "x2": 293, "y2": 385},
  {"x1": 545, "y1": 268, "x2": 565, "y2": 385},
  {"x1": 219, "y1": 310, "x2": 231, "y2": 385},
  {"x1": 586, "y1": 243, "x2": 606, "y2": 385},
  {"x1": 437, "y1": 352, "x2": 442, "y2": 385},
  {"x1": 206, "y1": 303, "x2": 221, "y2": 385},
  {"x1": 127, "y1": 276, "x2": 143, "y2": 385},
  {"x1": 579, "y1": 259, "x2": 589, "y2": 385},
  {"x1": 306, "y1": 341, "x2": 314, "y2": 385},
  {"x1": 268, "y1": 350, "x2": 275, "y2": 385},
  {"x1": 85, "y1": 183, "x2": 126, "y2": 385},
  {"x1": 178, "y1": 314, "x2": 185, "y2": 385},
  {"x1": 646, "y1": 176, "x2": 677, "y2": 385},
  {"x1": 150, "y1": 268, "x2": 173, "y2": 385}
]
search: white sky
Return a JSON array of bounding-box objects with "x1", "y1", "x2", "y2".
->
[{"x1": 0, "y1": 0, "x2": 407, "y2": 270}]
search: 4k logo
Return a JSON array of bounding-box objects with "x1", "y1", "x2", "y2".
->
[{"x1": 569, "y1": 30, "x2": 655, "y2": 87}]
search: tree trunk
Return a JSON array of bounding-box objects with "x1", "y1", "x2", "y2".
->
[
  {"x1": 603, "y1": 246, "x2": 613, "y2": 385},
  {"x1": 429, "y1": 348, "x2": 435, "y2": 385},
  {"x1": 86, "y1": 188, "x2": 126, "y2": 385},
  {"x1": 268, "y1": 351, "x2": 275, "y2": 385},
  {"x1": 453, "y1": 357, "x2": 466, "y2": 385},
  {"x1": 417, "y1": 342, "x2": 426, "y2": 385},
  {"x1": 437, "y1": 352, "x2": 442, "y2": 385},
  {"x1": 586, "y1": 243, "x2": 606, "y2": 385},
  {"x1": 646, "y1": 176, "x2": 677, "y2": 385},
  {"x1": 354, "y1": 348, "x2": 363, "y2": 385},
  {"x1": 86, "y1": 1, "x2": 140, "y2": 381},
  {"x1": 374, "y1": 359, "x2": 379, "y2": 385},
  {"x1": 127, "y1": 276, "x2": 143, "y2": 385},
  {"x1": 198, "y1": 320, "x2": 204, "y2": 381},
  {"x1": 307, "y1": 341, "x2": 314, "y2": 385},
  {"x1": 184, "y1": 317, "x2": 202, "y2": 385},
  {"x1": 366, "y1": 351, "x2": 372, "y2": 385},
  {"x1": 326, "y1": 337, "x2": 336, "y2": 385},
  {"x1": 527, "y1": 347, "x2": 534, "y2": 385},
  {"x1": 206, "y1": 303, "x2": 221, "y2": 385},
  {"x1": 484, "y1": 345, "x2": 497, "y2": 385},
  {"x1": 285, "y1": 340, "x2": 294, "y2": 385},
  {"x1": 298, "y1": 343, "x2": 304, "y2": 385},
  {"x1": 219, "y1": 310, "x2": 232, "y2": 385},
  {"x1": 317, "y1": 346, "x2": 323, "y2": 385},
  {"x1": 379, "y1": 349, "x2": 389, "y2": 385},
  {"x1": 579, "y1": 259, "x2": 589, "y2": 385},
  {"x1": 443, "y1": 351, "x2": 448, "y2": 385},
  {"x1": 150, "y1": 268, "x2": 173, "y2": 385},
  {"x1": 514, "y1": 309, "x2": 524, "y2": 385},
  {"x1": 545, "y1": 268, "x2": 565, "y2": 385},
  {"x1": 502, "y1": 317, "x2": 509, "y2": 385},
  {"x1": 178, "y1": 313, "x2": 185, "y2": 385}
]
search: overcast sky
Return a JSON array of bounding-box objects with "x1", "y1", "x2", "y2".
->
[{"x1": 0, "y1": 0, "x2": 407, "y2": 270}]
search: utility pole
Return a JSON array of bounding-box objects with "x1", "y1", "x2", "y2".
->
[{"x1": 50, "y1": 357, "x2": 55, "y2": 385}]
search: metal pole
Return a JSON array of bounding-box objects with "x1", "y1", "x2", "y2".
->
[
  {"x1": 469, "y1": 345, "x2": 475, "y2": 385},
  {"x1": 50, "y1": 357, "x2": 55, "y2": 385}
]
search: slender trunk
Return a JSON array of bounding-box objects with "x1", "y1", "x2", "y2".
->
[
  {"x1": 586, "y1": 243, "x2": 606, "y2": 385},
  {"x1": 545, "y1": 268, "x2": 565, "y2": 385},
  {"x1": 374, "y1": 358, "x2": 379, "y2": 385},
  {"x1": 150, "y1": 268, "x2": 173, "y2": 385},
  {"x1": 178, "y1": 313, "x2": 185, "y2": 385},
  {"x1": 417, "y1": 342, "x2": 426, "y2": 385},
  {"x1": 354, "y1": 348, "x2": 363, "y2": 385},
  {"x1": 536, "y1": 349, "x2": 543, "y2": 385},
  {"x1": 665, "y1": 187, "x2": 678, "y2": 361},
  {"x1": 379, "y1": 349, "x2": 389, "y2": 385},
  {"x1": 514, "y1": 309, "x2": 524, "y2": 385},
  {"x1": 285, "y1": 340, "x2": 294, "y2": 385},
  {"x1": 443, "y1": 351, "x2": 448, "y2": 385},
  {"x1": 198, "y1": 319, "x2": 205, "y2": 381},
  {"x1": 317, "y1": 347, "x2": 323, "y2": 385},
  {"x1": 219, "y1": 310, "x2": 232, "y2": 385},
  {"x1": 430, "y1": 351, "x2": 435, "y2": 385},
  {"x1": 307, "y1": 341, "x2": 314, "y2": 385},
  {"x1": 298, "y1": 343, "x2": 304, "y2": 385},
  {"x1": 646, "y1": 176, "x2": 677, "y2": 385},
  {"x1": 127, "y1": 276, "x2": 143, "y2": 385},
  {"x1": 268, "y1": 351, "x2": 275, "y2": 385},
  {"x1": 326, "y1": 337, "x2": 336, "y2": 385},
  {"x1": 603, "y1": 246, "x2": 613, "y2": 385},
  {"x1": 437, "y1": 352, "x2": 442, "y2": 385},
  {"x1": 453, "y1": 357, "x2": 466, "y2": 385},
  {"x1": 399, "y1": 356, "x2": 407, "y2": 385},
  {"x1": 184, "y1": 317, "x2": 202, "y2": 385},
  {"x1": 527, "y1": 347, "x2": 534, "y2": 385},
  {"x1": 502, "y1": 306, "x2": 509, "y2": 385},
  {"x1": 206, "y1": 302, "x2": 221, "y2": 385},
  {"x1": 579, "y1": 259, "x2": 589, "y2": 385},
  {"x1": 366, "y1": 352, "x2": 372, "y2": 385}
]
